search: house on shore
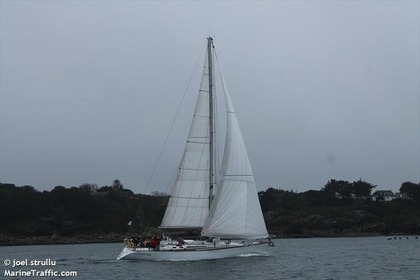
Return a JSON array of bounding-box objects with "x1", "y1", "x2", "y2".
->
[{"x1": 372, "y1": 190, "x2": 395, "y2": 201}]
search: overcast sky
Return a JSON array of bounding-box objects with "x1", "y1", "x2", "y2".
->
[{"x1": 1, "y1": 1, "x2": 419, "y2": 194}]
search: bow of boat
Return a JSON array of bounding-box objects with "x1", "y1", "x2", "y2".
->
[{"x1": 117, "y1": 247, "x2": 136, "y2": 260}]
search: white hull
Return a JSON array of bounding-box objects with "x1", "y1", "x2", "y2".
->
[{"x1": 117, "y1": 242, "x2": 270, "y2": 261}]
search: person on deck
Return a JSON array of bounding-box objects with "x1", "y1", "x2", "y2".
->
[{"x1": 150, "y1": 235, "x2": 159, "y2": 248}]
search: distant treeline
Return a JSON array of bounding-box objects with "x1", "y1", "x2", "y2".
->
[
  {"x1": 260, "y1": 179, "x2": 420, "y2": 237},
  {"x1": 0, "y1": 180, "x2": 168, "y2": 241},
  {"x1": 0, "y1": 179, "x2": 419, "y2": 244}
]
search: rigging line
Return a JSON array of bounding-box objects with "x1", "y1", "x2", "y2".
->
[{"x1": 144, "y1": 41, "x2": 207, "y2": 194}]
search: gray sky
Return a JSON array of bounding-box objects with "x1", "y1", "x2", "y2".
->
[{"x1": 1, "y1": 1, "x2": 419, "y2": 194}]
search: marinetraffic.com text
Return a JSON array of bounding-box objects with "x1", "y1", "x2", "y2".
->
[{"x1": 3, "y1": 258, "x2": 77, "y2": 278}]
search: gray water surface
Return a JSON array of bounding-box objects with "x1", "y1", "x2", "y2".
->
[{"x1": 1, "y1": 236, "x2": 419, "y2": 280}]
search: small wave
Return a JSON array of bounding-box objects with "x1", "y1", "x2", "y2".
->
[
  {"x1": 238, "y1": 251, "x2": 270, "y2": 258},
  {"x1": 238, "y1": 253, "x2": 261, "y2": 257}
]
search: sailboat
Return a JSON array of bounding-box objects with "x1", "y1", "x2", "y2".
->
[{"x1": 117, "y1": 37, "x2": 273, "y2": 261}]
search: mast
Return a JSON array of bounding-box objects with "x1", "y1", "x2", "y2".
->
[{"x1": 207, "y1": 37, "x2": 215, "y2": 208}]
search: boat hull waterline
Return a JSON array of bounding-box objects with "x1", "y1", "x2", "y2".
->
[{"x1": 117, "y1": 243, "x2": 269, "y2": 261}]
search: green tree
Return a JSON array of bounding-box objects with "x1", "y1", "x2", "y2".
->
[
  {"x1": 112, "y1": 180, "x2": 124, "y2": 191},
  {"x1": 352, "y1": 179, "x2": 375, "y2": 200},
  {"x1": 400, "y1": 182, "x2": 420, "y2": 200},
  {"x1": 322, "y1": 179, "x2": 352, "y2": 199},
  {"x1": 79, "y1": 183, "x2": 98, "y2": 193}
]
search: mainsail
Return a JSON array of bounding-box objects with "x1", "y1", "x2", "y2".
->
[{"x1": 160, "y1": 50, "x2": 211, "y2": 229}]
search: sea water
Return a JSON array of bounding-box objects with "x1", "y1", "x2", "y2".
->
[{"x1": 0, "y1": 236, "x2": 419, "y2": 280}]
